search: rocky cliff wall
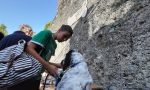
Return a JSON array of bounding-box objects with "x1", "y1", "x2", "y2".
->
[{"x1": 51, "y1": 0, "x2": 150, "y2": 89}]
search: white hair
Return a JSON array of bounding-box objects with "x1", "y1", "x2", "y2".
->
[{"x1": 19, "y1": 24, "x2": 32, "y2": 31}]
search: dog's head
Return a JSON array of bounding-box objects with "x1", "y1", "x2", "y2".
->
[{"x1": 62, "y1": 49, "x2": 84, "y2": 71}]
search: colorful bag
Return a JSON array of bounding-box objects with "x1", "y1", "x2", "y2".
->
[{"x1": 0, "y1": 40, "x2": 42, "y2": 88}]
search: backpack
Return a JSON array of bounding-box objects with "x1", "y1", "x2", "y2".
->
[{"x1": 0, "y1": 40, "x2": 42, "y2": 88}]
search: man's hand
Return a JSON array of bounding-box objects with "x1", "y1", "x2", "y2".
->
[{"x1": 47, "y1": 64, "x2": 58, "y2": 77}]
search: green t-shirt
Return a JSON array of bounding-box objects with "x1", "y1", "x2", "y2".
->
[
  {"x1": 30, "y1": 30, "x2": 57, "y2": 80},
  {"x1": 31, "y1": 30, "x2": 57, "y2": 61}
]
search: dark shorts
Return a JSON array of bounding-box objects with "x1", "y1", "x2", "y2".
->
[{"x1": 7, "y1": 78, "x2": 41, "y2": 90}]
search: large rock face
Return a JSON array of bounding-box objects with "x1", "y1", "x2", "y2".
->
[{"x1": 52, "y1": 0, "x2": 150, "y2": 89}]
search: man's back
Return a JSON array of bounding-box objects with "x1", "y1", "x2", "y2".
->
[{"x1": 0, "y1": 31, "x2": 31, "y2": 51}]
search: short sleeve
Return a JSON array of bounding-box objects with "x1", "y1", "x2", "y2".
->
[{"x1": 30, "y1": 30, "x2": 51, "y2": 48}]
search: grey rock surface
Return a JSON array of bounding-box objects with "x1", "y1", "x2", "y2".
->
[{"x1": 52, "y1": 0, "x2": 150, "y2": 89}]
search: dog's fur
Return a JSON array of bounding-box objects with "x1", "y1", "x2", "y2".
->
[{"x1": 56, "y1": 50, "x2": 93, "y2": 90}]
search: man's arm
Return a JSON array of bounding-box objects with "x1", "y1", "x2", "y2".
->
[
  {"x1": 49, "y1": 62, "x2": 62, "y2": 68},
  {"x1": 25, "y1": 42, "x2": 58, "y2": 76}
]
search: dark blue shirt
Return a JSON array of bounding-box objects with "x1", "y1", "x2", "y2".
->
[{"x1": 0, "y1": 31, "x2": 31, "y2": 51}]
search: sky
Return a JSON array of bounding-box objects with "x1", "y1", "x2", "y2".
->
[{"x1": 0, "y1": 0, "x2": 57, "y2": 34}]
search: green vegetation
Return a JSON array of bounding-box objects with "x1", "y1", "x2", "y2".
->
[
  {"x1": 44, "y1": 21, "x2": 53, "y2": 30},
  {"x1": 0, "y1": 24, "x2": 8, "y2": 36}
]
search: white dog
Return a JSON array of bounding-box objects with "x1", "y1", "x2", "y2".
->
[{"x1": 56, "y1": 50, "x2": 93, "y2": 90}]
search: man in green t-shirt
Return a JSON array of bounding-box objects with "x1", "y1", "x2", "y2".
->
[{"x1": 24, "y1": 24, "x2": 73, "y2": 90}]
